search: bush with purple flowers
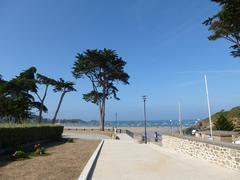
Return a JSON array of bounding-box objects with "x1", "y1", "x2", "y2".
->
[{"x1": 34, "y1": 144, "x2": 46, "y2": 155}]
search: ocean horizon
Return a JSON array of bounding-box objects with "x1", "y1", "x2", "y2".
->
[{"x1": 60, "y1": 119, "x2": 197, "y2": 128}]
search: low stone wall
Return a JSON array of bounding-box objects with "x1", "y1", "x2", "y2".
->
[{"x1": 162, "y1": 135, "x2": 240, "y2": 171}]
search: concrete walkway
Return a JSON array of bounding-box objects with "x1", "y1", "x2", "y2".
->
[
  {"x1": 62, "y1": 132, "x2": 110, "y2": 140},
  {"x1": 92, "y1": 133, "x2": 240, "y2": 180},
  {"x1": 116, "y1": 133, "x2": 134, "y2": 141}
]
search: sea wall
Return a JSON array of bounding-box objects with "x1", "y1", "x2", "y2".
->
[{"x1": 162, "y1": 135, "x2": 240, "y2": 171}]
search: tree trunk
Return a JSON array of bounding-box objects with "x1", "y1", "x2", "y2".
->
[
  {"x1": 99, "y1": 99, "x2": 105, "y2": 131},
  {"x1": 38, "y1": 85, "x2": 48, "y2": 123},
  {"x1": 38, "y1": 100, "x2": 43, "y2": 123},
  {"x1": 52, "y1": 91, "x2": 66, "y2": 124}
]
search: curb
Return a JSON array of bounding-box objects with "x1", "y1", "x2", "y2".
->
[{"x1": 78, "y1": 140, "x2": 104, "y2": 180}]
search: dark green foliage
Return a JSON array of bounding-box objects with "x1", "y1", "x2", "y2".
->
[
  {"x1": 36, "y1": 74, "x2": 56, "y2": 86},
  {"x1": 72, "y1": 49, "x2": 129, "y2": 130},
  {"x1": 0, "y1": 74, "x2": 4, "y2": 84},
  {"x1": 203, "y1": 0, "x2": 240, "y2": 57},
  {"x1": 12, "y1": 150, "x2": 27, "y2": 160},
  {"x1": 53, "y1": 78, "x2": 75, "y2": 93},
  {"x1": 66, "y1": 138, "x2": 74, "y2": 143},
  {"x1": 0, "y1": 124, "x2": 63, "y2": 149},
  {"x1": 31, "y1": 101, "x2": 48, "y2": 113},
  {"x1": 0, "y1": 68, "x2": 59, "y2": 123},
  {"x1": 34, "y1": 143, "x2": 46, "y2": 155},
  {"x1": 195, "y1": 107, "x2": 240, "y2": 131},
  {"x1": 0, "y1": 67, "x2": 39, "y2": 122},
  {"x1": 214, "y1": 114, "x2": 234, "y2": 131}
]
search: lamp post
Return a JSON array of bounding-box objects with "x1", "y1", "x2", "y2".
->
[
  {"x1": 170, "y1": 119, "x2": 173, "y2": 134},
  {"x1": 204, "y1": 75, "x2": 213, "y2": 140},
  {"x1": 115, "y1": 112, "x2": 118, "y2": 129},
  {"x1": 142, "y1": 95, "x2": 147, "y2": 144},
  {"x1": 178, "y1": 102, "x2": 183, "y2": 135}
]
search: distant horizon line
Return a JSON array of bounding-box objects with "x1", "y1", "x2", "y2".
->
[{"x1": 57, "y1": 119, "x2": 199, "y2": 122}]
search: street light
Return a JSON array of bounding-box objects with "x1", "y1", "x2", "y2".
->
[
  {"x1": 142, "y1": 95, "x2": 147, "y2": 144},
  {"x1": 115, "y1": 112, "x2": 118, "y2": 129},
  {"x1": 178, "y1": 102, "x2": 183, "y2": 135},
  {"x1": 170, "y1": 120, "x2": 173, "y2": 134},
  {"x1": 204, "y1": 75, "x2": 213, "y2": 140}
]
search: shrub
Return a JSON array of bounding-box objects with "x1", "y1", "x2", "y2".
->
[
  {"x1": 214, "y1": 115, "x2": 234, "y2": 131},
  {"x1": 12, "y1": 150, "x2": 27, "y2": 159},
  {"x1": 66, "y1": 138, "x2": 74, "y2": 143},
  {"x1": 34, "y1": 144, "x2": 46, "y2": 155},
  {"x1": 0, "y1": 124, "x2": 63, "y2": 149}
]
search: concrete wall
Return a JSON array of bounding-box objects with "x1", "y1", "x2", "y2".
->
[{"x1": 162, "y1": 135, "x2": 240, "y2": 171}]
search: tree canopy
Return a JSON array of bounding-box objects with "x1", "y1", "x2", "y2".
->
[
  {"x1": 52, "y1": 78, "x2": 76, "y2": 123},
  {"x1": 214, "y1": 114, "x2": 234, "y2": 131},
  {"x1": 203, "y1": 0, "x2": 240, "y2": 57},
  {"x1": 72, "y1": 49, "x2": 129, "y2": 130},
  {"x1": 0, "y1": 67, "x2": 69, "y2": 123},
  {"x1": 0, "y1": 67, "x2": 38, "y2": 122}
]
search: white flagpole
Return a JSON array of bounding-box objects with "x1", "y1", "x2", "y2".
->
[{"x1": 204, "y1": 75, "x2": 213, "y2": 139}]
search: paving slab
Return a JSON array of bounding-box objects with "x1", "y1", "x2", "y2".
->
[{"x1": 92, "y1": 134, "x2": 240, "y2": 180}]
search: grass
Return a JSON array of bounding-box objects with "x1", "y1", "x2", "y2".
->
[
  {"x1": 64, "y1": 128, "x2": 113, "y2": 137},
  {"x1": 0, "y1": 139, "x2": 99, "y2": 180}
]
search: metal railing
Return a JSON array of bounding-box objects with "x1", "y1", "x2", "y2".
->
[{"x1": 126, "y1": 130, "x2": 134, "y2": 138}]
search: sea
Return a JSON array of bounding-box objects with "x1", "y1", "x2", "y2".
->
[{"x1": 61, "y1": 119, "x2": 197, "y2": 128}]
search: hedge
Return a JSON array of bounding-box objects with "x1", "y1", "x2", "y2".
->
[{"x1": 0, "y1": 124, "x2": 64, "y2": 149}]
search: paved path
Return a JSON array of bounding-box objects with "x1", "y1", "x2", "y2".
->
[
  {"x1": 62, "y1": 132, "x2": 110, "y2": 140},
  {"x1": 92, "y1": 133, "x2": 240, "y2": 180},
  {"x1": 116, "y1": 133, "x2": 134, "y2": 141}
]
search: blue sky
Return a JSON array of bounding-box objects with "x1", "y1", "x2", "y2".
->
[{"x1": 1, "y1": 0, "x2": 240, "y2": 121}]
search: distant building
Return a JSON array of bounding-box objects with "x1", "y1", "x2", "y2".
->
[{"x1": 195, "y1": 130, "x2": 239, "y2": 143}]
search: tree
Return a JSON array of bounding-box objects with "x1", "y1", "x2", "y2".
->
[
  {"x1": 52, "y1": 78, "x2": 76, "y2": 124},
  {"x1": 0, "y1": 68, "x2": 54, "y2": 123},
  {"x1": 0, "y1": 75, "x2": 7, "y2": 120},
  {"x1": 35, "y1": 74, "x2": 56, "y2": 123},
  {"x1": 0, "y1": 74, "x2": 3, "y2": 82},
  {"x1": 0, "y1": 67, "x2": 50, "y2": 123},
  {"x1": 203, "y1": 0, "x2": 240, "y2": 57},
  {"x1": 214, "y1": 114, "x2": 234, "y2": 131},
  {"x1": 72, "y1": 49, "x2": 130, "y2": 131},
  {"x1": 2, "y1": 67, "x2": 39, "y2": 122}
]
